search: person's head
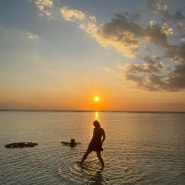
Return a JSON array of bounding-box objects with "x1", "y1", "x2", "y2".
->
[{"x1": 93, "y1": 120, "x2": 100, "y2": 128}]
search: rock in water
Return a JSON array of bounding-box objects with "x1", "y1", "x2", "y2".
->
[{"x1": 5, "y1": 142, "x2": 38, "y2": 148}]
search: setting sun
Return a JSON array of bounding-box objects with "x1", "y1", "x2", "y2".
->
[{"x1": 94, "y1": 96, "x2": 100, "y2": 102}]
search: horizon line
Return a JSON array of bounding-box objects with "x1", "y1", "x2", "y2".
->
[{"x1": 0, "y1": 109, "x2": 185, "y2": 114}]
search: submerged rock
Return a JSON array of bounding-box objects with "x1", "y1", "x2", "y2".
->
[{"x1": 5, "y1": 142, "x2": 38, "y2": 148}]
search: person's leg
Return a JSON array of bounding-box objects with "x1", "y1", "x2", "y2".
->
[
  {"x1": 96, "y1": 151, "x2": 104, "y2": 169},
  {"x1": 80, "y1": 149, "x2": 91, "y2": 164}
]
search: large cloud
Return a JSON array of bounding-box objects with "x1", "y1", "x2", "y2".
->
[
  {"x1": 60, "y1": 8, "x2": 169, "y2": 58},
  {"x1": 60, "y1": 4, "x2": 177, "y2": 58},
  {"x1": 29, "y1": 0, "x2": 185, "y2": 92},
  {"x1": 117, "y1": 55, "x2": 185, "y2": 91},
  {"x1": 117, "y1": 43, "x2": 185, "y2": 92},
  {"x1": 117, "y1": 56, "x2": 166, "y2": 91},
  {"x1": 98, "y1": 13, "x2": 169, "y2": 53},
  {"x1": 61, "y1": 0, "x2": 185, "y2": 91},
  {"x1": 59, "y1": 1, "x2": 185, "y2": 92}
]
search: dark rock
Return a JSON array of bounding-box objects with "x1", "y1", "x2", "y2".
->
[{"x1": 5, "y1": 142, "x2": 38, "y2": 148}]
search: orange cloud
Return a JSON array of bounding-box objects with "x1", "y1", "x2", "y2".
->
[{"x1": 61, "y1": 7, "x2": 85, "y2": 21}]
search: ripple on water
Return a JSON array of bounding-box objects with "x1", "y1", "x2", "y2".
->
[{"x1": 57, "y1": 146, "x2": 108, "y2": 185}]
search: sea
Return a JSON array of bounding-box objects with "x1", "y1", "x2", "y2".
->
[{"x1": 0, "y1": 111, "x2": 185, "y2": 185}]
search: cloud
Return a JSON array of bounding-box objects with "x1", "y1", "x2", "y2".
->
[
  {"x1": 148, "y1": 0, "x2": 185, "y2": 21},
  {"x1": 166, "y1": 44, "x2": 185, "y2": 63},
  {"x1": 26, "y1": 1, "x2": 185, "y2": 92},
  {"x1": 96, "y1": 14, "x2": 142, "y2": 58},
  {"x1": 117, "y1": 56, "x2": 168, "y2": 91},
  {"x1": 148, "y1": 0, "x2": 185, "y2": 39},
  {"x1": 60, "y1": 2, "x2": 185, "y2": 92},
  {"x1": 177, "y1": 22, "x2": 185, "y2": 33},
  {"x1": 26, "y1": 32, "x2": 40, "y2": 40},
  {"x1": 61, "y1": 7, "x2": 140, "y2": 58},
  {"x1": 98, "y1": 3, "x2": 184, "y2": 91},
  {"x1": 165, "y1": 64, "x2": 185, "y2": 91},
  {"x1": 115, "y1": 32, "x2": 185, "y2": 92},
  {"x1": 61, "y1": 7, "x2": 171, "y2": 57},
  {"x1": 60, "y1": 6, "x2": 98, "y2": 39},
  {"x1": 162, "y1": 22, "x2": 173, "y2": 36},
  {"x1": 60, "y1": 7, "x2": 85, "y2": 21},
  {"x1": 0, "y1": 26, "x2": 41, "y2": 54},
  {"x1": 117, "y1": 51, "x2": 185, "y2": 91},
  {"x1": 30, "y1": 0, "x2": 53, "y2": 16}
]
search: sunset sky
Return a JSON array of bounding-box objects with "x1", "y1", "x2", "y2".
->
[{"x1": 0, "y1": 0, "x2": 185, "y2": 111}]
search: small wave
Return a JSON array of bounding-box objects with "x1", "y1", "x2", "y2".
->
[{"x1": 57, "y1": 146, "x2": 108, "y2": 184}]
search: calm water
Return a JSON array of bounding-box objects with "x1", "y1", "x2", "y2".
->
[{"x1": 0, "y1": 111, "x2": 185, "y2": 185}]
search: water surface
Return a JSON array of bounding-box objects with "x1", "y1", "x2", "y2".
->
[{"x1": 0, "y1": 111, "x2": 185, "y2": 184}]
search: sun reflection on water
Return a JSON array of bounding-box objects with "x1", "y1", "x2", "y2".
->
[{"x1": 94, "y1": 112, "x2": 99, "y2": 120}]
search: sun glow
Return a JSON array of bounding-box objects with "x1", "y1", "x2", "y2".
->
[{"x1": 94, "y1": 96, "x2": 100, "y2": 102}]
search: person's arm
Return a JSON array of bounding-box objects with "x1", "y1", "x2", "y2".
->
[{"x1": 101, "y1": 129, "x2": 105, "y2": 144}]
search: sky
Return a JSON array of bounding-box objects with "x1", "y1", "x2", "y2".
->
[{"x1": 0, "y1": 0, "x2": 185, "y2": 112}]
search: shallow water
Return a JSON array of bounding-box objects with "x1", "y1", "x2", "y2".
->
[{"x1": 0, "y1": 111, "x2": 185, "y2": 185}]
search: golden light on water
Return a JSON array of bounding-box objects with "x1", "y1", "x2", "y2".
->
[{"x1": 94, "y1": 111, "x2": 99, "y2": 120}]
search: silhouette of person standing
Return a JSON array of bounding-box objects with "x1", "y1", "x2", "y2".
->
[{"x1": 80, "y1": 120, "x2": 105, "y2": 169}]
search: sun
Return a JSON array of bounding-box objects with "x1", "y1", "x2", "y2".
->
[{"x1": 94, "y1": 96, "x2": 100, "y2": 102}]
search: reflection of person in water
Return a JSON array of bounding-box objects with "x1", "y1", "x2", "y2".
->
[{"x1": 80, "y1": 120, "x2": 105, "y2": 169}]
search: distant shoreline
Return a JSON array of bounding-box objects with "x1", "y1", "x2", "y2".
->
[{"x1": 0, "y1": 109, "x2": 185, "y2": 114}]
